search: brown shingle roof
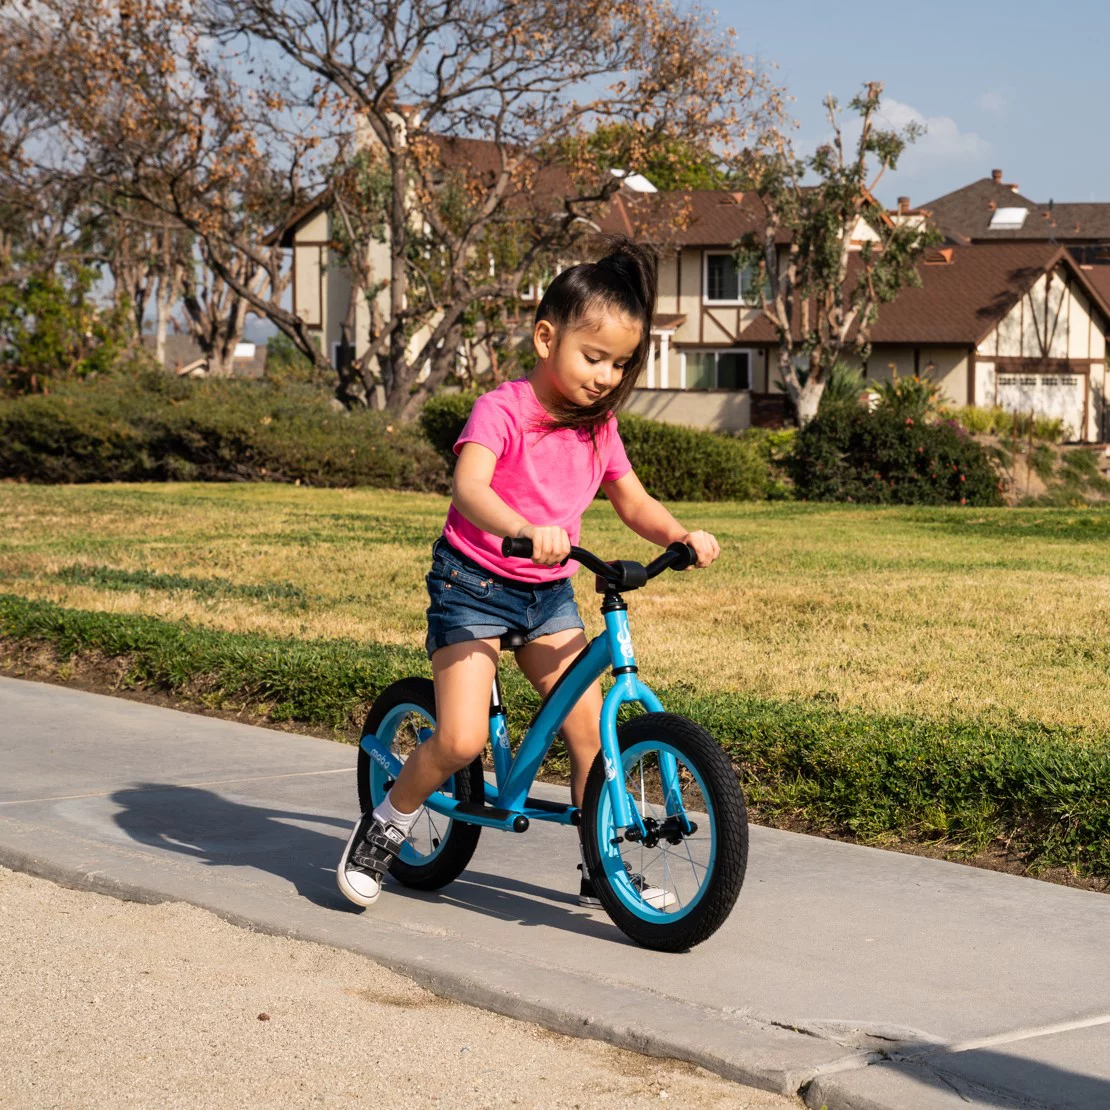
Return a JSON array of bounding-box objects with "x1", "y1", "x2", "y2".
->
[
  {"x1": 599, "y1": 189, "x2": 790, "y2": 247},
  {"x1": 922, "y1": 177, "x2": 1110, "y2": 243},
  {"x1": 737, "y1": 242, "x2": 1110, "y2": 347}
]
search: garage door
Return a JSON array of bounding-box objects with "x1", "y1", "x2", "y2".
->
[{"x1": 996, "y1": 370, "x2": 1086, "y2": 440}]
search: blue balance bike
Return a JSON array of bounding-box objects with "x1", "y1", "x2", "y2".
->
[{"x1": 356, "y1": 537, "x2": 748, "y2": 951}]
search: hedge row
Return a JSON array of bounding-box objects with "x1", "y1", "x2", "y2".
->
[
  {"x1": 5, "y1": 592, "x2": 1108, "y2": 878},
  {"x1": 0, "y1": 372, "x2": 448, "y2": 491}
]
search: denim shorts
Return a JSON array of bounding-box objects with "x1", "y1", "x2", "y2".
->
[{"x1": 424, "y1": 536, "x2": 585, "y2": 659}]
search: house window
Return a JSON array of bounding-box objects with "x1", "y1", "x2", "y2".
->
[
  {"x1": 703, "y1": 251, "x2": 762, "y2": 304},
  {"x1": 332, "y1": 341, "x2": 354, "y2": 373},
  {"x1": 684, "y1": 349, "x2": 751, "y2": 390}
]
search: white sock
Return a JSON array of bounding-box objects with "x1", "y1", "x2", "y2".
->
[{"x1": 372, "y1": 790, "x2": 423, "y2": 837}]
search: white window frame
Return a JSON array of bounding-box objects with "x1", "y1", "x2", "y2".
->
[
  {"x1": 702, "y1": 250, "x2": 759, "y2": 306},
  {"x1": 679, "y1": 348, "x2": 754, "y2": 391}
]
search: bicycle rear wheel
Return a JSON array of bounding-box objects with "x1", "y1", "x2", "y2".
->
[
  {"x1": 581, "y1": 713, "x2": 747, "y2": 951},
  {"x1": 358, "y1": 677, "x2": 484, "y2": 891}
]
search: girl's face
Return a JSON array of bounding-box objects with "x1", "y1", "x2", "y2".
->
[{"x1": 533, "y1": 309, "x2": 642, "y2": 408}]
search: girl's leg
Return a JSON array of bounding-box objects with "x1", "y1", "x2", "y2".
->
[
  {"x1": 514, "y1": 628, "x2": 601, "y2": 809},
  {"x1": 386, "y1": 638, "x2": 500, "y2": 814}
]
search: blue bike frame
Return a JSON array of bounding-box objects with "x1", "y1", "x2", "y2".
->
[{"x1": 359, "y1": 606, "x2": 688, "y2": 838}]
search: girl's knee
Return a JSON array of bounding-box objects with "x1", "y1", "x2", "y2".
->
[{"x1": 430, "y1": 726, "x2": 487, "y2": 769}]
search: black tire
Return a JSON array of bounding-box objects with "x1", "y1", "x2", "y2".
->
[
  {"x1": 357, "y1": 677, "x2": 484, "y2": 891},
  {"x1": 581, "y1": 713, "x2": 748, "y2": 952}
]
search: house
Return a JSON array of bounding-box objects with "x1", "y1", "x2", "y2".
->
[
  {"x1": 923, "y1": 169, "x2": 1110, "y2": 252},
  {"x1": 267, "y1": 117, "x2": 592, "y2": 404},
  {"x1": 618, "y1": 188, "x2": 1109, "y2": 442},
  {"x1": 290, "y1": 134, "x2": 1109, "y2": 441}
]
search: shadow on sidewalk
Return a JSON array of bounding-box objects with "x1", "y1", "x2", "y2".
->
[
  {"x1": 111, "y1": 783, "x2": 357, "y2": 911},
  {"x1": 875, "y1": 1046, "x2": 1110, "y2": 1109},
  {"x1": 108, "y1": 784, "x2": 622, "y2": 941}
]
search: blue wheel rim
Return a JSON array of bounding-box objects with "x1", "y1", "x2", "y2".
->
[
  {"x1": 366, "y1": 702, "x2": 453, "y2": 867},
  {"x1": 593, "y1": 739, "x2": 717, "y2": 924}
]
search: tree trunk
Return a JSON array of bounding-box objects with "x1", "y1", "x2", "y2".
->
[
  {"x1": 400, "y1": 320, "x2": 463, "y2": 420},
  {"x1": 154, "y1": 272, "x2": 174, "y2": 365},
  {"x1": 795, "y1": 379, "x2": 824, "y2": 425}
]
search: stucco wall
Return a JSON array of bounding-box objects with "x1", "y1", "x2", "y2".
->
[
  {"x1": 675, "y1": 250, "x2": 702, "y2": 345},
  {"x1": 625, "y1": 388, "x2": 750, "y2": 432}
]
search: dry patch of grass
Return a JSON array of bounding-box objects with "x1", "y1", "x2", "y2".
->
[{"x1": 2, "y1": 484, "x2": 1108, "y2": 736}]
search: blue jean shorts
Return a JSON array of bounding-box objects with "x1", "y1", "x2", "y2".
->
[{"x1": 424, "y1": 536, "x2": 585, "y2": 659}]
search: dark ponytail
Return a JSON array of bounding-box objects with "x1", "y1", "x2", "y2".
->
[{"x1": 531, "y1": 234, "x2": 658, "y2": 433}]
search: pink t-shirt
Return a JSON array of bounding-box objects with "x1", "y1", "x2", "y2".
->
[{"x1": 442, "y1": 378, "x2": 632, "y2": 583}]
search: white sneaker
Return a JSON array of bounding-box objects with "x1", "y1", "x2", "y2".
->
[{"x1": 336, "y1": 812, "x2": 405, "y2": 907}]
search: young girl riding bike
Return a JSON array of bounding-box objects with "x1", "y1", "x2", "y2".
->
[{"x1": 338, "y1": 235, "x2": 720, "y2": 909}]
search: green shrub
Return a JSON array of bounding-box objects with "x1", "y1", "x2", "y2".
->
[
  {"x1": 870, "y1": 371, "x2": 944, "y2": 421},
  {"x1": 943, "y1": 405, "x2": 1068, "y2": 444},
  {"x1": 616, "y1": 413, "x2": 773, "y2": 500},
  {"x1": 419, "y1": 390, "x2": 480, "y2": 465},
  {"x1": 0, "y1": 372, "x2": 448, "y2": 491},
  {"x1": 817, "y1": 362, "x2": 867, "y2": 413},
  {"x1": 788, "y1": 405, "x2": 1004, "y2": 505},
  {"x1": 419, "y1": 388, "x2": 775, "y2": 501},
  {"x1": 1, "y1": 264, "x2": 133, "y2": 396}
]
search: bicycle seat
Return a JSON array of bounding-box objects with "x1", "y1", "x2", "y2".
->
[{"x1": 500, "y1": 630, "x2": 529, "y2": 653}]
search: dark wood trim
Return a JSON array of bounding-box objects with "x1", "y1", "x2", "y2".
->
[
  {"x1": 994, "y1": 357, "x2": 1093, "y2": 374},
  {"x1": 676, "y1": 342, "x2": 763, "y2": 350},
  {"x1": 703, "y1": 306, "x2": 738, "y2": 343},
  {"x1": 763, "y1": 348, "x2": 770, "y2": 392},
  {"x1": 699, "y1": 250, "x2": 704, "y2": 343},
  {"x1": 914, "y1": 347, "x2": 920, "y2": 376}
]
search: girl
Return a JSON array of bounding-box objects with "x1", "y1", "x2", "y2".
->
[{"x1": 338, "y1": 235, "x2": 720, "y2": 909}]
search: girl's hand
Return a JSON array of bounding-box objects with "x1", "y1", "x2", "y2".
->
[
  {"x1": 681, "y1": 530, "x2": 720, "y2": 569},
  {"x1": 519, "y1": 524, "x2": 571, "y2": 566}
]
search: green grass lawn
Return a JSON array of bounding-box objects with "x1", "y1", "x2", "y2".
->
[
  {"x1": 2, "y1": 483, "x2": 1108, "y2": 733},
  {"x1": 2, "y1": 483, "x2": 1109, "y2": 878}
]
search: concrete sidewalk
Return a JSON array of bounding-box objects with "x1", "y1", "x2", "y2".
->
[{"x1": 2, "y1": 674, "x2": 1108, "y2": 1109}]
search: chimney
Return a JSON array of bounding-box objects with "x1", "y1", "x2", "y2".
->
[
  {"x1": 897, "y1": 196, "x2": 911, "y2": 214},
  {"x1": 991, "y1": 168, "x2": 1003, "y2": 184}
]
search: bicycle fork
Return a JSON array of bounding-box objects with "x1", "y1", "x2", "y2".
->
[{"x1": 599, "y1": 607, "x2": 694, "y2": 838}]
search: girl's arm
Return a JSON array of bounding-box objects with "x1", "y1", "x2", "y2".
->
[
  {"x1": 601, "y1": 469, "x2": 720, "y2": 568},
  {"x1": 452, "y1": 442, "x2": 570, "y2": 565}
]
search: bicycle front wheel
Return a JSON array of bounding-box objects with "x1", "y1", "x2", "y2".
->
[{"x1": 581, "y1": 713, "x2": 748, "y2": 952}]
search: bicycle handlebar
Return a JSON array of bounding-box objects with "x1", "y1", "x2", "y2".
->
[{"x1": 501, "y1": 536, "x2": 697, "y2": 592}]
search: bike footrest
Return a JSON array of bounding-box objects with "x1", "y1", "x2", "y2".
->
[
  {"x1": 453, "y1": 801, "x2": 529, "y2": 832},
  {"x1": 522, "y1": 796, "x2": 574, "y2": 815}
]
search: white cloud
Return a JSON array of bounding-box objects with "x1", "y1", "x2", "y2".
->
[
  {"x1": 796, "y1": 96, "x2": 993, "y2": 201},
  {"x1": 873, "y1": 99, "x2": 991, "y2": 171},
  {"x1": 839, "y1": 99, "x2": 990, "y2": 182},
  {"x1": 977, "y1": 90, "x2": 1006, "y2": 114}
]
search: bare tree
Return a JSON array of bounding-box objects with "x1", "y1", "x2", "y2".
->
[
  {"x1": 201, "y1": 0, "x2": 781, "y2": 411},
  {"x1": 736, "y1": 82, "x2": 940, "y2": 424},
  {"x1": 4, "y1": 0, "x2": 328, "y2": 378}
]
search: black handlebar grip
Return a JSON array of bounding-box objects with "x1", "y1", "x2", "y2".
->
[{"x1": 501, "y1": 536, "x2": 534, "y2": 558}]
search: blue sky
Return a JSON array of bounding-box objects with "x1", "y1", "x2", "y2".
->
[{"x1": 710, "y1": 0, "x2": 1110, "y2": 207}]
